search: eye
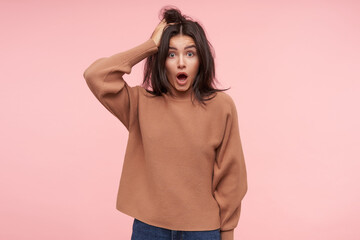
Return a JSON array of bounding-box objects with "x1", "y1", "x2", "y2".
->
[
  {"x1": 168, "y1": 52, "x2": 175, "y2": 58},
  {"x1": 187, "y1": 52, "x2": 195, "y2": 57}
]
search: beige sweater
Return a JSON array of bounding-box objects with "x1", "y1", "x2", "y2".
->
[{"x1": 83, "y1": 38, "x2": 247, "y2": 240}]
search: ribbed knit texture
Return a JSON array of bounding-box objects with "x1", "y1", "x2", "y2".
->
[{"x1": 83, "y1": 39, "x2": 247, "y2": 240}]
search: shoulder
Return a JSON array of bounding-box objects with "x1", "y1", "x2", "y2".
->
[
  {"x1": 137, "y1": 85, "x2": 163, "y2": 101},
  {"x1": 134, "y1": 85, "x2": 151, "y2": 96},
  {"x1": 211, "y1": 91, "x2": 237, "y2": 113}
]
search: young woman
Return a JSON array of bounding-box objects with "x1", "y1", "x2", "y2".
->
[{"x1": 83, "y1": 7, "x2": 248, "y2": 240}]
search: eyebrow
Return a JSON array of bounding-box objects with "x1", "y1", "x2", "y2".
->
[{"x1": 168, "y1": 45, "x2": 197, "y2": 50}]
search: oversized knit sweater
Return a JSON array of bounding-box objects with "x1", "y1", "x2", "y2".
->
[{"x1": 83, "y1": 38, "x2": 248, "y2": 240}]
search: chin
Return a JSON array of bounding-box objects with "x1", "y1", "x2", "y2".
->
[{"x1": 175, "y1": 86, "x2": 191, "y2": 91}]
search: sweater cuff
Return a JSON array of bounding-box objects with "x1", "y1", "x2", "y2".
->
[{"x1": 221, "y1": 229, "x2": 234, "y2": 240}]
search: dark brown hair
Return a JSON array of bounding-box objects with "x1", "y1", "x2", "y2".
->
[{"x1": 142, "y1": 6, "x2": 229, "y2": 105}]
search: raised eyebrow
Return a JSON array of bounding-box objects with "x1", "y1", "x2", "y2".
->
[{"x1": 168, "y1": 45, "x2": 197, "y2": 50}]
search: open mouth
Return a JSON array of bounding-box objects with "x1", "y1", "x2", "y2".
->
[{"x1": 176, "y1": 73, "x2": 188, "y2": 81}]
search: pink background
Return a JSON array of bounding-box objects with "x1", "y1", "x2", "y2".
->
[{"x1": 1, "y1": 0, "x2": 359, "y2": 239}]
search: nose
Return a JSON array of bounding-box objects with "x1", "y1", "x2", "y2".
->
[{"x1": 177, "y1": 55, "x2": 185, "y2": 69}]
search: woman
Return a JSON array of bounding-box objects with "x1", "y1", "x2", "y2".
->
[{"x1": 83, "y1": 7, "x2": 247, "y2": 240}]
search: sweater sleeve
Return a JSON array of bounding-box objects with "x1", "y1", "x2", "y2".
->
[
  {"x1": 212, "y1": 97, "x2": 248, "y2": 240},
  {"x1": 83, "y1": 39, "x2": 158, "y2": 130}
]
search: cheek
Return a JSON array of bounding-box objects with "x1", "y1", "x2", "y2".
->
[
  {"x1": 164, "y1": 62, "x2": 169, "y2": 77},
  {"x1": 192, "y1": 58, "x2": 200, "y2": 71},
  {"x1": 165, "y1": 62, "x2": 172, "y2": 75},
  {"x1": 165, "y1": 63, "x2": 173, "y2": 82},
  {"x1": 192, "y1": 62, "x2": 200, "y2": 75}
]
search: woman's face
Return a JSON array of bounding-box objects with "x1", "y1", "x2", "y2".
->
[{"x1": 165, "y1": 34, "x2": 199, "y2": 98}]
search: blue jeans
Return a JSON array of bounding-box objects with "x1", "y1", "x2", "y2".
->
[{"x1": 131, "y1": 218, "x2": 221, "y2": 240}]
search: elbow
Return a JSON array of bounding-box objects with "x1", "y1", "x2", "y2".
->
[
  {"x1": 83, "y1": 68, "x2": 95, "y2": 89},
  {"x1": 244, "y1": 183, "x2": 248, "y2": 196},
  {"x1": 82, "y1": 65, "x2": 101, "y2": 96},
  {"x1": 241, "y1": 179, "x2": 248, "y2": 199},
  {"x1": 83, "y1": 57, "x2": 106, "y2": 82},
  {"x1": 83, "y1": 64, "x2": 98, "y2": 83},
  {"x1": 83, "y1": 63, "x2": 93, "y2": 83},
  {"x1": 83, "y1": 68, "x2": 90, "y2": 81}
]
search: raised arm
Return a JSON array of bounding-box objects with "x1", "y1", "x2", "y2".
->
[
  {"x1": 83, "y1": 19, "x2": 172, "y2": 129},
  {"x1": 83, "y1": 39, "x2": 158, "y2": 129}
]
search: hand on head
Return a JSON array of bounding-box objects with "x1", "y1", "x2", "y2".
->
[{"x1": 150, "y1": 19, "x2": 178, "y2": 47}]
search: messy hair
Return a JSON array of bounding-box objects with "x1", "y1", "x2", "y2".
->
[{"x1": 142, "y1": 6, "x2": 229, "y2": 105}]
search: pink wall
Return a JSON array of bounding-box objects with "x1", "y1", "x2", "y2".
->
[{"x1": 1, "y1": 0, "x2": 359, "y2": 239}]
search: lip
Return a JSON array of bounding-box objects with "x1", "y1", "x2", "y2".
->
[
  {"x1": 176, "y1": 72, "x2": 188, "y2": 86},
  {"x1": 176, "y1": 72, "x2": 188, "y2": 78}
]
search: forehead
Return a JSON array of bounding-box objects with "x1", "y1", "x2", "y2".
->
[{"x1": 169, "y1": 35, "x2": 196, "y2": 47}]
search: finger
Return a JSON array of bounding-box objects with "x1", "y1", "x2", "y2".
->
[{"x1": 164, "y1": 22, "x2": 179, "y2": 31}]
